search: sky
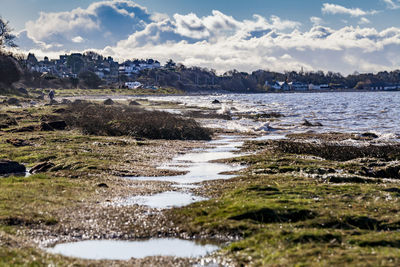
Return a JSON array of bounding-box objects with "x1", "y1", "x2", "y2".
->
[{"x1": 1, "y1": 0, "x2": 400, "y2": 74}]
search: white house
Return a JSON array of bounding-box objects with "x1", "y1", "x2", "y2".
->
[
  {"x1": 290, "y1": 82, "x2": 308, "y2": 91},
  {"x1": 125, "y1": 81, "x2": 142, "y2": 89},
  {"x1": 278, "y1": 81, "x2": 290, "y2": 91},
  {"x1": 265, "y1": 81, "x2": 282, "y2": 90}
]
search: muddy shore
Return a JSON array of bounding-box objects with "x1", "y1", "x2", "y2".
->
[{"x1": 1, "y1": 95, "x2": 400, "y2": 266}]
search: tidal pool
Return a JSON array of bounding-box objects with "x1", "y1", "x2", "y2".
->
[
  {"x1": 46, "y1": 238, "x2": 219, "y2": 260},
  {"x1": 111, "y1": 191, "x2": 208, "y2": 209}
]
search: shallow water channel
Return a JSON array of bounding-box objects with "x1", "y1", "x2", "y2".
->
[{"x1": 46, "y1": 134, "x2": 283, "y2": 260}]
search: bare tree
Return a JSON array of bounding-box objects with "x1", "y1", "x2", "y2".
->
[{"x1": 0, "y1": 17, "x2": 17, "y2": 49}]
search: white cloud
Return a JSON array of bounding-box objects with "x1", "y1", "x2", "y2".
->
[
  {"x1": 310, "y1": 16, "x2": 323, "y2": 26},
  {"x1": 358, "y1": 17, "x2": 371, "y2": 24},
  {"x1": 23, "y1": 0, "x2": 152, "y2": 50},
  {"x1": 322, "y1": 3, "x2": 377, "y2": 17},
  {"x1": 382, "y1": 0, "x2": 400, "y2": 9},
  {"x1": 15, "y1": 2, "x2": 400, "y2": 75},
  {"x1": 72, "y1": 36, "x2": 84, "y2": 43},
  {"x1": 103, "y1": 23, "x2": 400, "y2": 74}
]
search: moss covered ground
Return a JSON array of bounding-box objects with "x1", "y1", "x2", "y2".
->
[{"x1": 171, "y1": 141, "x2": 400, "y2": 266}]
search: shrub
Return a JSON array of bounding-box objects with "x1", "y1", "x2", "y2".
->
[
  {"x1": 78, "y1": 71, "x2": 102, "y2": 89},
  {"x1": 63, "y1": 102, "x2": 212, "y2": 140},
  {"x1": 0, "y1": 54, "x2": 21, "y2": 86}
]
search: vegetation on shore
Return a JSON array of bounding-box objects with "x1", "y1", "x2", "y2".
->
[
  {"x1": 170, "y1": 137, "x2": 400, "y2": 266},
  {"x1": 62, "y1": 102, "x2": 211, "y2": 140},
  {"x1": 1, "y1": 99, "x2": 400, "y2": 266}
]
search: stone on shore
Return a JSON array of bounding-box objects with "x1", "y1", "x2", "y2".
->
[{"x1": 0, "y1": 159, "x2": 26, "y2": 175}]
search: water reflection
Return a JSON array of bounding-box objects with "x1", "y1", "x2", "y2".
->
[{"x1": 47, "y1": 238, "x2": 219, "y2": 260}]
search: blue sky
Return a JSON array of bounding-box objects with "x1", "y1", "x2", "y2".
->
[
  {"x1": 1, "y1": 0, "x2": 400, "y2": 74},
  {"x1": 3, "y1": 0, "x2": 399, "y2": 30}
]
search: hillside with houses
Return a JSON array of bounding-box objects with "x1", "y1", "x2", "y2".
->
[{"x1": 3, "y1": 51, "x2": 400, "y2": 93}]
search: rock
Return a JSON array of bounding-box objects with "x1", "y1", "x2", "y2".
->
[
  {"x1": 361, "y1": 132, "x2": 379, "y2": 139},
  {"x1": 29, "y1": 162, "x2": 55, "y2": 174},
  {"x1": 48, "y1": 121, "x2": 67, "y2": 130},
  {"x1": 9, "y1": 126, "x2": 35, "y2": 133},
  {"x1": 383, "y1": 188, "x2": 400, "y2": 194},
  {"x1": 61, "y1": 99, "x2": 72, "y2": 104},
  {"x1": 53, "y1": 108, "x2": 66, "y2": 114},
  {"x1": 49, "y1": 99, "x2": 59, "y2": 105},
  {"x1": 6, "y1": 139, "x2": 31, "y2": 147},
  {"x1": 258, "y1": 112, "x2": 284, "y2": 118},
  {"x1": 97, "y1": 183, "x2": 109, "y2": 188},
  {"x1": 302, "y1": 119, "x2": 323, "y2": 127},
  {"x1": 7, "y1": 98, "x2": 20, "y2": 106},
  {"x1": 212, "y1": 99, "x2": 221, "y2": 104},
  {"x1": 73, "y1": 99, "x2": 84, "y2": 104},
  {"x1": 39, "y1": 122, "x2": 54, "y2": 131},
  {"x1": 103, "y1": 98, "x2": 114, "y2": 105},
  {"x1": 17, "y1": 87, "x2": 28, "y2": 95},
  {"x1": 129, "y1": 100, "x2": 140, "y2": 106},
  {"x1": 0, "y1": 114, "x2": 18, "y2": 129},
  {"x1": 0, "y1": 159, "x2": 26, "y2": 175}
]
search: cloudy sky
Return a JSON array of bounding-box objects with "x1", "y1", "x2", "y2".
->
[{"x1": 2, "y1": 0, "x2": 400, "y2": 74}]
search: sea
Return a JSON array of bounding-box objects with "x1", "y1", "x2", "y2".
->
[{"x1": 145, "y1": 91, "x2": 400, "y2": 141}]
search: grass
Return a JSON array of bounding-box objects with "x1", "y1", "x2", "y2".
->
[
  {"x1": 170, "y1": 141, "x2": 400, "y2": 266},
  {"x1": 53, "y1": 87, "x2": 183, "y2": 97},
  {"x1": 63, "y1": 102, "x2": 212, "y2": 140},
  {"x1": 0, "y1": 174, "x2": 94, "y2": 232}
]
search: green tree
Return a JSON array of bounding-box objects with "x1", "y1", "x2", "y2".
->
[
  {"x1": 0, "y1": 17, "x2": 17, "y2": 49},
  {"x1": 79, "y1": 71, "x2": 102, "y2": 89}
]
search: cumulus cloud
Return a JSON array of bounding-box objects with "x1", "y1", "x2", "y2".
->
[
  {"x1": 322, "y1": 3, "x2": 377, "y2": 17},
  {"x1": 15, "y1": 1, "x2": 400, "y2": 74},
  {"x1": 102, "y1": 22, "x2": 400, "y2": 74},
  {"x1": 358, "y1": 17, "x2": 371, "y2": 25},
  {"x1": 310, "y1": 16, "x2": 323, "y2": 26},
  {"x1": 22, "y1": 0, "x2": 151, "y2": 51},
  {"x1": 382, "y1": 0, "x2": 400, "y2": 9}
]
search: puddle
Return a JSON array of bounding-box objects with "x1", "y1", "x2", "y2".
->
[
  {"x1": 117, "y1": 136, "x2": 248, "y2": 208},
  {"x1": 47, "y1": 238, "x2": 219, "y2": 260},
  {"x1": 127, "y1": 135, "x2": 246, "y2": 184},
  {"x1": 255, "y1": 134, "x2": 287, "y2": 141},
  {"x1": 111, "y1": 191, "x2": 208, "y2": 209}
]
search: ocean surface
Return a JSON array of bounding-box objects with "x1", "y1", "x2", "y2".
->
[{"x1": 147, "y1": 91, "x2": 400, "y2": 141}]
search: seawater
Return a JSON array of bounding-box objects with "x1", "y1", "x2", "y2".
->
[{"x1": 147, "y1": 92, "x2": 400, "y2": 139}]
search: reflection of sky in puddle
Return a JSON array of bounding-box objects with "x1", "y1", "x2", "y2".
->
[
  {"x1": 254, "y1": 134, "x2": 287, "y2": 141},
  {"x1": 121, "y1": 136, "x2": 247, "y2": 209},
  {"x1": 127, "y1": 136, "x2": 246, "y2": 184},
  {"x1": 47, "y1": 238, "x2": 219, "y2": 260},
  {"x1": 112, "y1": 191, "x2": 208, "y2": 209}
]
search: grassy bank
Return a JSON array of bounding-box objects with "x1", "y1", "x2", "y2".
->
[{"x1": 170, "y1": 138, "x2": 400, "y2": 266}]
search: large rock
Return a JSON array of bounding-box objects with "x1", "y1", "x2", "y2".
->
[
  {"x1": 302, "y1": 119, "x2": 323, "y2": 127},
  {"x1": 103, "y1": 98, "x2": 114, "y2": 105},
  {"x1": 39, "y1": 122, "x2": 54, "y2": 131},
  {"x1": 6, "y1": 98, "x2": 20, "y2": 106},
  {"x1": 0, "y1": 159, "x2": 26, "y2": 175},
  {"x1": 129, "y1": 100, "x2": 140, "y2": 106},
  {"x1": 212, "y1": 99, "x2": 221, "y2": 104},
  {"x1": 48, "y1": 121, "x2": 67, "y2": 130},
  {"x1": 29, "y1": 162, "x2": 55, "y2": 174}
]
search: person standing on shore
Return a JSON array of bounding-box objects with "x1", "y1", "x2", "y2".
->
[{"x1": 48, "y1": 89, "x2": 55, "y2": 102}]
